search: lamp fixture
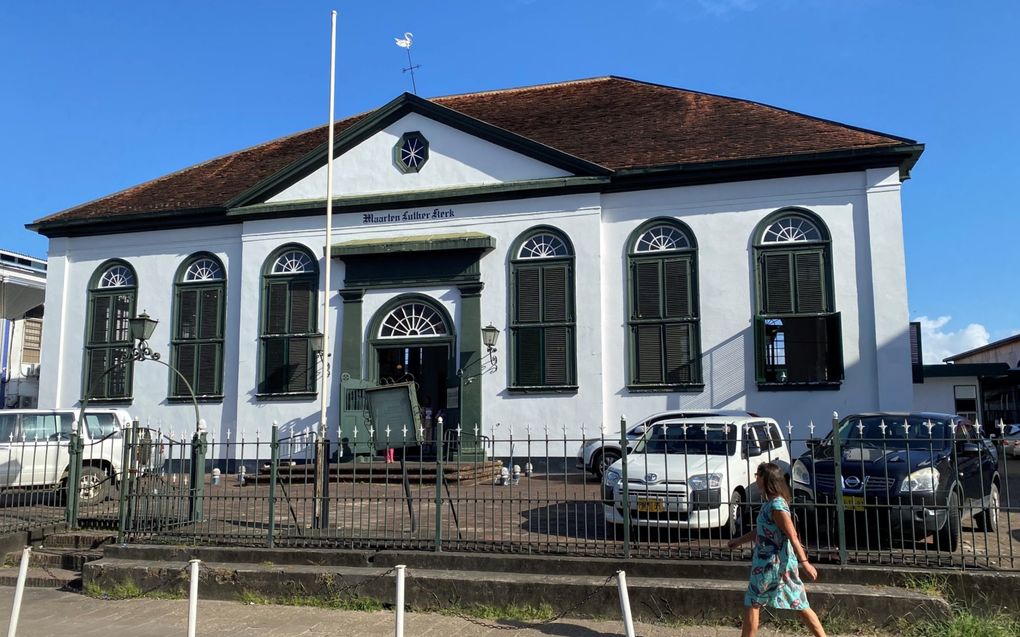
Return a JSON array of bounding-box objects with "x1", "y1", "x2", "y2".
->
[{"x1": 458, "y1": 324, "x2": 500, "y2": 383}]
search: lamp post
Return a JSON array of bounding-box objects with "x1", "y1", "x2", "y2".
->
[{"x1": 70, "y1": 312, "x2": 205, "y2": 530}]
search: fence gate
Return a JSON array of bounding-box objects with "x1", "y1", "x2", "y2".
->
[{"x1": 339, "y1": 373, "x2": 376, "y2": 458}]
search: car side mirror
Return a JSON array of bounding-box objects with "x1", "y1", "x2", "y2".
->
[
  {"x1": 633, "y1": 425, "x2": 646, "y2": 435},
  {"x1": 745, "y1": 443, "x2": 763, "y2": 458},
  {"x1": 960, "y1": 442, "x2": 981, "y2": 456}
]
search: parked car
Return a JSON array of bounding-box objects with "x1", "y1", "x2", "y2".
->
[
  {"x1": 576, "y1": 410, "x2": 757, "y2": 478},
  {"x1": 602, "y1": 415, "x2": 791, "y2": 537},
  {"x1": 791, "y1": 412, "x2": 1000, "y2": 552},
  {"x1": 0, "y1": 408, "x2": 163, "y2": 505},
  {"x1": 992, "y1": 423, "x2": 1020, "y2": 459}
]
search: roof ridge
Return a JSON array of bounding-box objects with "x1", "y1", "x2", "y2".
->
[{"x1": 430, "y1": 76, "x2": 618, "y2": 102}]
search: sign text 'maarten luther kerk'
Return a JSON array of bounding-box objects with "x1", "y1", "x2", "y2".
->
[{"x1": 362, "y1": 208, "x2": 455, "y2": 224}]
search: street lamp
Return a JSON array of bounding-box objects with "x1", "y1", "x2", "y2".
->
[{"x1": 458, "y1": 324, "x2": 500, "y2": 383}]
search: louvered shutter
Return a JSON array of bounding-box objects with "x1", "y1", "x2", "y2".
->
[
  {"x1": 108, "y1": 348, "x2": 130, "y2": 397},
  {"x1": 266, "y1": 282, "x2": 288, "y2": 334},
  {"x1": 543, "y1": 265, "x2": 568, "y2": 322},
  {"x1": 198, "y1": 288, "x2": 221, "y2": 339},
  {"x1": 87, "y1": 349, "x2": 109, "y2": 397},
  {"x1": 516, "y1": 269, "x2": 541, "y2": 323},
  {"x1": 634, "y1": 261, "x2": 661, "y2": 319},
  {"x1": 664, "y1": 258, "x2": 691, "y2": 318},
  {"x1": 763, "y1": 253, "x2": 793, "y2": 314},
  {"x1": 664, "y1": 323, "x2": 692, "y2": 383},
  {"x1": 197, "y1": 343, "x2": 219, "y2": 394},
  {"x1": 113, "y1": 295, "x2": 133, "y2": 342},
  {"x1": 753, "y1": 315, "x2": 767, "y2": 383},
  {"x1": 825, "y1": 312, "x2": 844, "y2": 381},
  {"x1": 178, "y1": 289, "x2": 199, "y2": 339},
  {"x1": 794, "y1": 252, "x2": 826, "y2": 313},
  {"x1": 544, "y1": 327, "x2": 569, "y2": 385},
  {"x1": 90, "y1": 296, "x2": 111, "y2": 344},
  {"x1": 635, "y1": 325, "x2": 663, "y2": 384},
  {"x1": 515, "y1": 328, "x2": 542, "y2": 386},
  {"x1": 290, "y1": 279, "x2": 314, "y2": 334},
  {"x1": 176, "y1": 344, "x2": 197, "y2": 395},
  {"x1": 263, "y1": 338, "x2": 286, "y2": 393},
  {"x1": 287, "y1": 337, "x2": 310, "y2": 392}
]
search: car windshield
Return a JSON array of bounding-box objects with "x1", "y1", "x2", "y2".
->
[
  {"x1": 835, "y1": 415, "x2": 951, "y2": 449},
  {"x1": 634, "y1": 422, "x2": 737, "y2": 456}
]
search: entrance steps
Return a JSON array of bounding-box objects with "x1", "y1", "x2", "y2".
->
[
  {"x1": 0, "y1": 531, "x2": 115, "y2": 589},
  {"x1": 253, "y1": 460, "x2": 504, "y2": 484},
  {"x1": 84, "y1": 545, "x2": 952, "y2": 626}
]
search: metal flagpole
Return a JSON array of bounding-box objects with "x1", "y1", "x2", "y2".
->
[{"x1": 315, "y1": 9, "x2": 338, "y2": 529}]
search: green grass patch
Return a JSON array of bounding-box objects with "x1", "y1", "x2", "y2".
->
[
  {"x1": 236, "y1": 589, "x2": 384, "y2": 611},
  {"x1": 899, "y1": 611, "x2": 1020, "y2": 637},
  {"x1": 899, "y1": 573, "x2": 950, "y2": 598},
  {"x1": 438, "y1": 602, "x2": 557, "y2": 622},
  {"x1": 83, "y1": 580, "x2": 143, "y2": 599}
]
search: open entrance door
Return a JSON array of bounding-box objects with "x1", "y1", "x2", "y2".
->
[{"x1": 376, "y1": 345, "x2": 449, "y2": 457}]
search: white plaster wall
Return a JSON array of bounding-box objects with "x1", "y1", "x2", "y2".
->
[
  {"x1": 913, "y1": 376, "x2": 977, "y2": 415},
  {"x1": 268, "y1": 113, "x2": 571, "y2": 203}
]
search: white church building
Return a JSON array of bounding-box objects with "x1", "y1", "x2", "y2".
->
[{"x1": 30, "y1": 77, "x2": 924, "y2": 456}]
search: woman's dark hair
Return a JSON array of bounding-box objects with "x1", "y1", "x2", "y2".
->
[{"x1": 756, "y1": 462, "x2": 792, "y2": 502}]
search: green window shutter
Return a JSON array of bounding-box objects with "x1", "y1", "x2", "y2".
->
[
  {"x1": 663, "y1": 258, "x2": 691, "y2": 318},
  {"x1": 634, "y1": 261, "x2": 661, "y2": 319},
  {"x1": 266, "y1": 282, "x2": 289, "y2": 334},
  {"x1": 544, "y1": 326, "x2": 569, "y2": 385},
  {"x1": 108, "y1": 348, "x2": 130, "y2": 397},
  {"x1": 542, "y1": 265, "x2": 569, "y2": 322},
  {"x1": 87, "y1": 349, "x2": 110, "y2": 398},
  {"x1": 753, "y1": 315, "x2": 767, "y2": 383},
  {"x1": 516, "y1": 269, "x2": 541, "y2": 323},
  {"x1": 287, "y1": 337, "x2": 310, "y2": 392},
  {"x1": 762, "y1": 253, "x2": 794, "y2": 314},
  {"x1": 90, "y1": 295, "x2": 111, "y2": 344},
  {"x1": 176, "y1": 344, "x2": 197, "y2": 395},
  {"x1": 198, "y1": 288, "x2": 221, "y2": 339},
  {"x1": 794, "y1": 251, "x2": 826, "y2": 313},
  {"x1": 262, "y1": 337, "x2": 286, "y2": 393},
  {"x1": 825, "y1": 312, "x2": 844, "y2": 381},
  {"x1": 634, "y1": 325, "x2": 663, "y2": 384},
  {"x1": 178, "y1": 289, "x2": 199, "y2": 339},
  {"x1": 197, "y1": 343, "x2": 219, "y2": 394},
  {"x1": 664, "y1": 323, "x2": 692, "y2": 383},
  {"x1": 515, "y1": 327, "x2": 543, "y2": 385},
  {"x1": 289, "y1": 279, "x2": 314, "y2": 334},
  {"x1": 113, "y1": 294, "x2": 133, "y2": 342}
]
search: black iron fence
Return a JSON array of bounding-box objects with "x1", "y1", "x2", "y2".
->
[{"x1": 2, "y1": 415, "x2": 1017, "y2": 570}]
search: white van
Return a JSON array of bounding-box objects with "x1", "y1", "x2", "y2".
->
[{"x1": 0, "y1": 408, "x2": 160, "y2": 505}]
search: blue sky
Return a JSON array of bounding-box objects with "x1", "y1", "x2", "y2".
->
[{"x1": 2, "y1": 1, "x2": 1017, "y2": 361}]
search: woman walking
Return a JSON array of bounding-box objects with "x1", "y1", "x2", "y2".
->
[{"x1": 727, "y1": 462, "x2": 827, "y2": 637}]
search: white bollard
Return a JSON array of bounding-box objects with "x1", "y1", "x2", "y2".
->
[
  {"x1": 394, "y1": 565, "x2": 406, "y2": 637},
  {"x1": 616, "y1": 570, "x2": 636, "y2": 637},
  {"x1": 6, "y1": 546, "x2": 31, "y2": 637},
  {"x1": 187, "y1": 559, "x2": 201, "y2": 637}
]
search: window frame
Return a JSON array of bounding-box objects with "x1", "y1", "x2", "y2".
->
[
  {"x1": 170, "y1": 253, "x2": 226, "y2": 401},
  {"x1": 753, "y1": 209, "x2": 843, "y2": 389},
  {"x1": 258, "y1": 246, "x2": 320, "y2": 398},
  {"x1": 626, "y1": 219, "x2": 703, "y2": 391},
  {"x1": 82, "y1": 260, "x2": 137, "y2": 402},
  {"x1": 21, "y1": 318, "x2": 42, "y2": 365},
  {"x1": 508, "y1": 227, "x2": 577, "y2": 392}
]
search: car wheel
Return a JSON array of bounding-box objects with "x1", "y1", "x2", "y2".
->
[
  {"x1": 975, "y1": 483, "x2": 1000, "y2": 531},
  {"x1": 594, "y1": 449, "x2": 621, "y2": 478},
  {"x1": 936, "y1": 491, "x2": 961, "y2": 552},
  {"x1": 78, "y1": 466, "x2": 110, "y2": 506},
  {"x1": 726, "y1": 490, "x2": 744, "y2": 538}
]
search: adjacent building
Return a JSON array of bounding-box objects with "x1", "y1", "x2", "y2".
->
[
  {"x1": 28, "y1": 77, "x2": 924, "y2": 455},
  {"x1": 0, "y1": 249, "x2": 47, "y2": 409}
]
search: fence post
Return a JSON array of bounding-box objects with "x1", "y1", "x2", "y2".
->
[
  {"x1": 434, "y1": 416, "x2": 444, "y2": 552},
  {"x1": 830, "y1": 411, "x2": 847, "y2": 565},
  {"x1": 189, "y1": 429, "x2": 208, "y2": 523},
  {"x1": 620, "y1": 415, "x2": 631, "y2": 559},
  {"x1": 66, "y1": 430, "x2": 82, "y2": 529},
  {"x1": 268, "y1": 423, "x2": 279, "y2": 548},
  {"x1": 116, "y1": 422, "x2": 136, "y2": 544}
]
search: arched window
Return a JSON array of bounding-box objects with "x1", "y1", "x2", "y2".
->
[
  {"x1": 172, "y1": 254, "x2": 226, "y2": 398},
  {"x1": 628, "y1": 220, "x2": 701, "y2": 387},
  {"x1": 259, "y1": 246, "x2": 318, "y2": 395},
  {"x1": 753, "y1": 209, "x2": 842, "y2": 386},
  {"x1": 509, "y1": 228, "x2": 575, "y2": 388},
  {"x1": 83, "y1": 261, "x2": 136, "y2": 400},
  {"x1": 378, "y1": 302, "x2": 449, "y2": 338}
]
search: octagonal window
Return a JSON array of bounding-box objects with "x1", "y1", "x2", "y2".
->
[{"x1": 394, "y1": 131, "x2": 429, "y2": 173}]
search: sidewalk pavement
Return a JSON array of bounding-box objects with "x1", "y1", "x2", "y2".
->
[{"x1": 0, "y1": 587, "x2": 823, "y2": 636}]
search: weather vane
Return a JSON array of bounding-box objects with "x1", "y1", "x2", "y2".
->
[{"x1": 394, "y1": 32, "x2": 421, "y2": 94}]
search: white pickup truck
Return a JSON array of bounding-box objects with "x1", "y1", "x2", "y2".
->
[{"x1": 0, "y1": 408, "x2": 163, "y2": 505}]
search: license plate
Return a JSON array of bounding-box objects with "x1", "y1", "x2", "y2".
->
[
  {"x1": 843, "y1": 495, "x2": 865, "y2": 512},
  {"x1": 636, "y1": 497, "x2": 665, "y2": 513}
]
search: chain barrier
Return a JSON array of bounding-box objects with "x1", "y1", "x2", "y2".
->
[{"x1": 428, "y1": 572, "x2": 619, "y2": 630}]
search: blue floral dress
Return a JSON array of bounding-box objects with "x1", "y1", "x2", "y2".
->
[{"x1": 744, "y1": 497, "x2": 810, "y2": 610}]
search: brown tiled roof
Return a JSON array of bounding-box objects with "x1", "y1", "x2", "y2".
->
[{"x1": 34, "y1": 76, "x2": 915, "y2": 227}]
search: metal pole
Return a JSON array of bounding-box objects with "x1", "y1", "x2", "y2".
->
[
  {"x1": 116, "y1": 420, "x2": 133, "y2": 544},
  {"x1": 6, "y1": 547, "x2": 31, "y2": 637},
  {"x1": 434, "y1": 416, "x2": 444, "y2": 552},
  {"x1": 315, "y1": 8, "x2": 338, "y2": 531},
  {"x1": 190, "y1": 430, "x2": 207, "y2": 523},
  {"x1": 65, "y1": 430, "x2": 81, "y2": 528},
  {"x1": 620, "y1": 416, "x2": 631, "y2": 559},
  {"x1": 187, "y1": 558, "x2": 201, "y2": 637},
  {"x1": 831, "y1": 411, "x2": 847, "y2": 565},
  {"x1": 616, "y1": 570, "x2": 636, "y2": 637},
  {"x1": 268, "y1": 423, "x2": 279, "y2": 548},
  {"x1": 394, "y1": 564, "x2": 406, "y2": 637}
]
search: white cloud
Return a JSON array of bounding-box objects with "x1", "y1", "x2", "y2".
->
[{"x1": 913, "y1": 315, "x2": 990, "y2": 364}]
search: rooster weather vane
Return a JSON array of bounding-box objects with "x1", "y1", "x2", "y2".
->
[{"x1": 394, "y1": 32, "x2": 421, "y2": 94}]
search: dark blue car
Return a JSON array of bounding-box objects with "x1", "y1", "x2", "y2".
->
[{"x1": 791, "y1": 412, "x2": 1000, "y2": 552}]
